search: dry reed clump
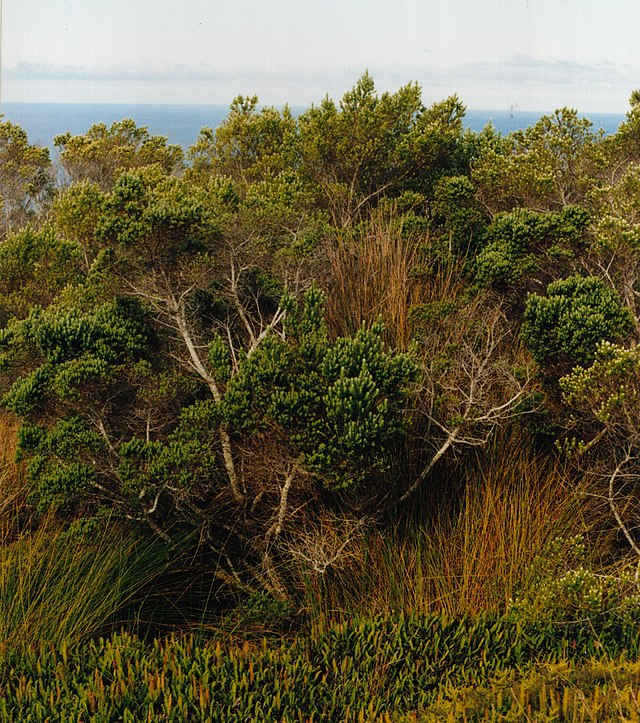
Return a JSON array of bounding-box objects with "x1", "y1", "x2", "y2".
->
[
  {"x1": 324, "y1": 211, "x2": 468, "y2": 350},
  {"x1": 297, "y1": 432, "x2": 591, "y2": 620}
]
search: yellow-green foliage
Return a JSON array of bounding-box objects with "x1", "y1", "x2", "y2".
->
[
  {"x1": 560, "y1": 341, "x2": 640, "y2": 433},
  {"x1": 2, "y1": 615, "x2": 640, "y2": 721},
  {"x1": 411, "y1": 659, "x2": 640, "y2": 722}
]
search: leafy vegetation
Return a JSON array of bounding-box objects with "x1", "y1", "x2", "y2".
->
[
  {"x1": 2, "y1": 75, "x2": 640, "y2": 717},
  {"x1": 4, "y1": 614, "x2": 640, "y2": 721}
]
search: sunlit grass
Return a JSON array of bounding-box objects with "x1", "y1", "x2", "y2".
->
[{"x1": 0, "y1": 513, "x2": 177, "y2": 651}]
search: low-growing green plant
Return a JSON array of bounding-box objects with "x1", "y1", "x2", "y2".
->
[
  {"x1": 410, "y1": 659, "x2": 640, "y2": 722},
  {"x1": 2, "y1": 613, "x2": 640, "y2": 721}
]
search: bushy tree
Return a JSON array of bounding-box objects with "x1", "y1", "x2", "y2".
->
[
  {"x1": 429, "y1": 174, "x2": 486, "y2": 255},
  {"x1": 472, "y1": 108, "x2": 605, "y2": 216},
  {"x1": 0, "y1": 296, "x2": 154, "y2": 507},
  {"x1": 561, "y1": 341, "x2": 640, "y2": 450},
  {"x1": 0, "y1": 225, "x2": 84, "y2": 322},
  {"x1": 0, "y1": 118, "x2": 53, "y2": 235},
  {"x1": 55, "y1": 119, "x2": 184, "y2": 190},
  {"x1": 187, "y1": 96, "x2": 299, "y2": 185},
  {"x1": 560, "y1": 343, "x2": 640, "y2": 567},
  {"x1": 522, "y1": 275, "x2": 634, "y2": 373},
  {"x1": 0, "y1": 146, "x2": 418, "y2": 593},
  {"x1": 52, "y1": 182, "x2": 105, "y2": 270},
  {"x1": 298, "y1": 73, "x2": 468, "y2": 226},
  {"x1": 589, "y1": 164, "x2": 640, "y2": 334},
  {"x1": 603, "y1": 89, "x2": 640, "y2": 169}
]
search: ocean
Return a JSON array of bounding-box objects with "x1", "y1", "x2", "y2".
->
[{"x1": 0, "y1": 102, "x2": 627, "y2": 155}]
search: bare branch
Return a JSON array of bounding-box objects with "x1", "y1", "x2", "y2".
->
[{"x1": 400, "y1": 428, "x2": 459, "y2": 502}]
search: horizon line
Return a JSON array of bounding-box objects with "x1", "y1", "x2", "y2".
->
[{"x1": 0, "y1": 99, "x2": 628, "y2": 117}]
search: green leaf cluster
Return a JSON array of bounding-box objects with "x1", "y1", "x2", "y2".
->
[
  {"x1": 522, "y1": 275, "x2": 633, "y2": 370},
  {"x1": 475, "y1": 206, "x2": 588, "y2": 288}
]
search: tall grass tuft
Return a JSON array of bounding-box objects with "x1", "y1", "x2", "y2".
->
[
  {"x1": 297, "y1": 432, "x2": 590, "y2": 620},
  {"x1": 0, "y1": 412, "x2": 27, "y2": 542},
  {"x1": 420, "y1": 434, "x2": 588, "y2": 616},
  {"x1": 324, "y1": 210, "x2": 467, "y2": 349},
  {"x1": 0, "y1": 514, "x2": 176, "y2": 651},
  {"x1": 0, "y1": 411, "x2": 175, "y2": 650}
]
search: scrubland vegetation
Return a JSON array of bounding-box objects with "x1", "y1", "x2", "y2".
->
[{"x1": 3, "y1": 74, "x2": 640, "y2": 718}]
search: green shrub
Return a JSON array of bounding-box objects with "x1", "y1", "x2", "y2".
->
[
  {"x1": 508, "y1": 535, "x2": 640, "y2": 627},
  {"x1": 475, "y1": 206, "x2": 588, "y2": 288},
  {"x1": 521, "y1": 275, "x2": 633, "y2": 371}
]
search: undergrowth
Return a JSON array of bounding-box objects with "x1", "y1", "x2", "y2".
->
[{"x1": 296, "y1": 431, "x2": 593, "y2": 621}]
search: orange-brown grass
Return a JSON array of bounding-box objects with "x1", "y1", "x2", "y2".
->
[
  {"x1": 0, "y1": 411, "x2": 27, "y2": 542},
  {"x1": 422, "y1": 437, "x2": 584, "y2": 616},
  {"x1": 298, "y1": 432, "x2": 590, "y2": 620},
  {"x1": 324, "y1": 211, "x2": 468, "y2": 349}
]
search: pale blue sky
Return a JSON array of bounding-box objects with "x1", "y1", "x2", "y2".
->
[{"x1": 4, "y1": 0, "x2": 639, "y2": 111}]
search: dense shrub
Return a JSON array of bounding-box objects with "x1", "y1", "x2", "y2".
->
[{"x1": 521, "y1": 275, "x2": 634, "y2": 371}]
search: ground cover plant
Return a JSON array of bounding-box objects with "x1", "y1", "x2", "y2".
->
[{"x1": 2, "y1": 76, "x2": 640, "y2": 718}]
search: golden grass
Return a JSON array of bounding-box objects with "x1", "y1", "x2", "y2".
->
[
  {"x1": 324, "y1": 211, "x2": 468, "y2": 349},
  {"x1": 298, "y1": 432, "x2": 590, "y2": 620}
]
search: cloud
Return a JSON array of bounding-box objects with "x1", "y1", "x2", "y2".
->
[
  {"x1": 445, "y1": 55, "x2": 634, "y2": 88},
  {"x1": 373, "y1": 55, "x2": 635, "y2": 92},
  {"x1": 7, "y1": 61, "x2": 229, "y2": 83},
  {"x1": 5, "y1": 56, "x2": 638, "y2": 111},
  {"x1": 372, "y1": 56, "x2": 638, "y2": 112}
]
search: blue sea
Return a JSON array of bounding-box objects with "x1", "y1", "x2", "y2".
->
[{"x1": 0, "y1": 102, "x2": 627, "y2": 155}]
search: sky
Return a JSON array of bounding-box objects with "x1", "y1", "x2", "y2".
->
[{"x1": 3, "y1": 0, "x2": 639, "y2": 112}]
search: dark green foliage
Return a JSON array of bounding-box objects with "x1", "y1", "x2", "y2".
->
[
  {"x1": 522, "y1": 275, "x2": 634, "y2": 370},
  {"x1": 16, "y1": 416, "x2": 106, "y2": 507},
  {"x1": 430, "y1": 174, "x2": 486, "y2": 254},
  {"x1": 221, "y1": 288, "x2": 416, "y2": 489},
  {"x1": 118, "y1": 400, "x2": 221, "y2": 499},
  {"x1": 96, "y1": 169, "x2": 221, "y2": 258},
  {"x1": 475, "y1": 205, "x2": 589, "y2": 288},
  {"x1": 0, "y1": 297, "x2": 154, "y2": 507}
]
